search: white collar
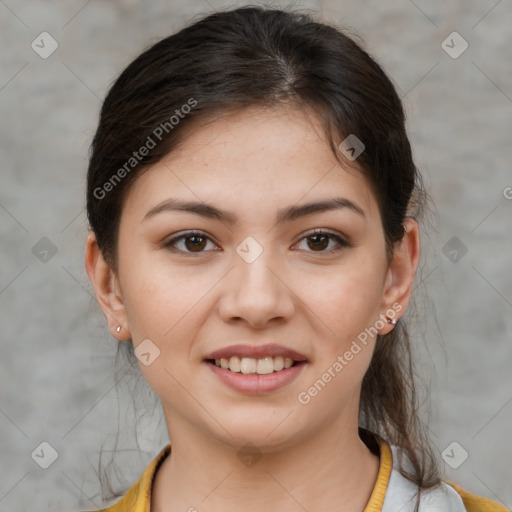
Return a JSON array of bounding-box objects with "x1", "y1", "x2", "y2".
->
[{"x1": 381, "y1": 446, "x2": 467, "y2": 512}]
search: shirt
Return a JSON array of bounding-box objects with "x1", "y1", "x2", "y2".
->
[{"x1": 88, "y1": 438, "x2": 508, "y2": 512}]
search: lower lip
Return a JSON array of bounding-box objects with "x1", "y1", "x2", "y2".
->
[{"x1": 205, "y1": 361, "x2": 306, "y2": 394}]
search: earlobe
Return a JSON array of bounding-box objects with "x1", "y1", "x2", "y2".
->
[
  {"x1": 84, "y1": 231, "x2": 131, "y2": 340},
  {"x1": 379, "y1": 218, "x2": 420, "y2": 331}
]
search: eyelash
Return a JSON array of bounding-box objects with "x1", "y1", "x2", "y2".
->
[{"x1": 163, "y1": 229, "x2": 351, "y2": 256}]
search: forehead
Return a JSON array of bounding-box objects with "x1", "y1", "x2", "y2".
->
[{"x1": 122, "y1": 106, "x2": 380, "y2": 223}]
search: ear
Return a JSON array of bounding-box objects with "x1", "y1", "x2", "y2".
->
[
  {"x1": 378, "y1": 218, "x2": 421, "y2": 334},
  {"x1": 84, "y1": 231, "x2": 131, "y2": 341}
]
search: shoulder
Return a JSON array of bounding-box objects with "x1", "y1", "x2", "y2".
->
[
  {"x1": 382, "y1": 444, "x2": 508, "y2": 512},
  {"x1": 447, "y1": 482, "x2": 509, "y2": 512},
  {"x1": 79, "y1": 443, "x2": 172, "y2": 512}
]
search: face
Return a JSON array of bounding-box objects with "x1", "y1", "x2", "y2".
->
[{"x1": 88, "y1": 106, "x2": 417, "y2": 452}]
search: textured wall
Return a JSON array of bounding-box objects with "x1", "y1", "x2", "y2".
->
[{"x1": 1, "y1": 1, "x2": 511, "y2": 510}]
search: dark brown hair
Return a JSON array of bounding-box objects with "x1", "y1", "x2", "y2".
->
[{"x1": 86, "y1": 4, "x2": 439, "y2": 502}]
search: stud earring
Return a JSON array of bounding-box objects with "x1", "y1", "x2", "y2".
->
[
  {"x1": 116, "y1": 325, "x2": 121, "y2": 333},
  {"x1": 386, "y1": 316, "x2": 397, "y2": 325}
]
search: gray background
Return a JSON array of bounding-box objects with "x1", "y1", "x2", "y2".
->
[{"x1": 1, "y1": 0, "x2": 511, "y2": 510}]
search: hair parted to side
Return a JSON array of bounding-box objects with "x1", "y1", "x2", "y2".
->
[{"x1": 86, "y1": 4, "x2": 439, "y2": 502}]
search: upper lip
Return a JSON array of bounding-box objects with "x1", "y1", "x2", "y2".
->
[{"x1": 205, "y1": 343, "x2": 308, "y2": 362}]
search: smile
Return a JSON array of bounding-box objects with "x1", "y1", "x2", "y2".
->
[
  {"x1": 208, "y1": 356, "x2": 297, "y2": 375},
  {"x1": 204, "y1": 343, "x2": 308, "y2": 394}
]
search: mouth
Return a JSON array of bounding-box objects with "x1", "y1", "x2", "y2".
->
[
  {"x1": 203, "y1": 343, "x2": 308, "y2": 393},
  {"x1": 205, "y1": 356, "x2": 304, "y2": 375},
  {"x1": 204, "y1": 350, "x2": 307, "y2": 394},
  {"x1": 204, "y1": 343, "x2": 308, "y2": 375}
]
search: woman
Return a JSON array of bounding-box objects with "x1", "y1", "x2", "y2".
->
[{"x1": 84, "y1": 6, "x2": 506, "y2": 511}]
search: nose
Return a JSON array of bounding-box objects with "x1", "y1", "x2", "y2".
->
[{"x1": 218, "y1": 248, "x2": 295, "y2": 329}]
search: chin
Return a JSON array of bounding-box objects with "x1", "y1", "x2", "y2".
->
[{"x1": 206, "y1": 411, "x2": 305, "y2": 452}]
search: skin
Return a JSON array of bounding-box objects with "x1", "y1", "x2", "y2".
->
[{"x1": 86, "y1": 105, "x2": 420, "y2": 512}]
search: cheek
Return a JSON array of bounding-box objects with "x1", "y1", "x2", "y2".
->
[
  {"x1": 120, "y1": 267, "x2": 212, "y2": 406},
  {"x1": 296, "y1": 266, "x2": 382, "y2": 412},
  {"x1": 296, "y1": 254, "x2": 385, "y2": 346},
  {"x1": 119, "y1": 248, "x2": 216, "y2": 341}
]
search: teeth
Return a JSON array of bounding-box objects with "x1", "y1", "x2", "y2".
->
[
  {"x1": 273, "y1": 356, "x2": 284, "y2": 371},
  {"x1": 240, "y1": 357, "x2": 257, "y2": 374},
  {"x1": 256, "y1": 357, "x2": 274, "y2": 375},
  {"x1": 213, "y1": 356, "x2": 298, "y2": 374},
  {"x1": 228, "y1": 356, "x2": 240, "y2": 372}
]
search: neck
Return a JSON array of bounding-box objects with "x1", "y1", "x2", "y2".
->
[{"x1": 151, "y1": 415, "x2": 380, "y2": 512}]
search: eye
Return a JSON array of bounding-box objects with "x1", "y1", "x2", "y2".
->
[
  {"x1": 295, "y1": 229, "x2": 350, "y2": 254},
  {"x1": 164, "y1": 231, "x2": 219, "y2": 254},
  {"x1": 164, "y1": 229, "x2": 351, "y2": 256}
]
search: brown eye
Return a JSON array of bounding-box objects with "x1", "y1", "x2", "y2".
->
[
  {"x1": 165, "y1": 232, "x2": 217, "y2": 254},
  {"x1": 184, "y1": 235, "x2": 207, "y2": 252},
  {"x1": 296, "y1": 230, "x2": 350, "y2": 254},
  {"x1": 307, "y1": 234, "x2": 330, "y2": 251}
]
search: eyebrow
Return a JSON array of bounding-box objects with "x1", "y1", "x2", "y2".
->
[{"x1": 142, "y1": 196, "x2": 366, "y2": 224}]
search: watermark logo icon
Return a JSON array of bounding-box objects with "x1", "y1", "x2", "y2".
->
[
  {"x1": 236, "y1": 236, "x2": 263, "y2": 264},
  {"x1": 31, "y1": 441, "x2": 59, "y2": 469},
  {"x1": 135, "y1": 338, "x2": 161, "y2": 366},
  {"x1": 441, "y1": 32, "x2": 468, "y2": 59},
  {"x1": 442, "y1": 236, "x2": 468, "y2": 263},
  {"x1": 441, "y1": 441, "x2": 468, "y2": 469},
  {"x1": 31, "y1": 32, "x2": 59, "y2": 59},
  {"x1": 237, "y1": 442, "x2": 262, "y2": 468},
  {"x1": 32, "y1": 237, "x2": 58, "y2": 263},
  {"x1": 338, "y1": 134, "x2": 365, "y2": 161}
]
